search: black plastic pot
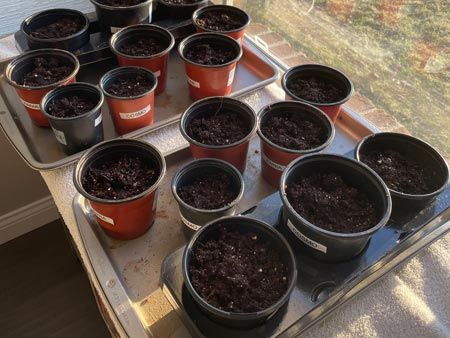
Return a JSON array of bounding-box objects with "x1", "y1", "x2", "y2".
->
[
  {"x1": 280, "y1": 154, "x2": 392, "y2": 262},
  {"x1": 355, "y1": 132, "x2": 449, "y2": 209},
  {"x1": 41, "y1": 82, "x2": 104, "y2": 155},
  {"x1": 182, "y1": 216, "x2": 297, "y2": 328},
  {"x1": 90, "y1": 0, "x2": 155, "y2": 33},
  {"x1": 172, "y1": 158, "x2": 244, "y2": 235},
  {"x1": 157, "y1": 0, "x2": 208, "y2": 19}
]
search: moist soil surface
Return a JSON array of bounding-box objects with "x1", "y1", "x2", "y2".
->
[
  {"x1": 106, "y1": 74, "x2": 153, "y2": 97},
  {"x1": 30, "y1": 17, "x2": 83, "y2": 39},
  {"x1": 189, "y1": 225, "x2": 289, "y2": 313},
  {"x1": 163, "y1": 0, "x2": 200, "y2": 3},
  {"x1": 47, "y1": 95, "x2": 97, "y2": 118},
  {"x1": 20, "y1": 57, "x2": 73, "y2": 87},
  {"x1": 196, "y1": 11, "x2": 245, "y2": 31},
  {"x1": 261, "y1": 112, "x2": 328, "y2": 150},
  {"x1": 187, "y1": 109, "x2": 250, "y2": 146},
  {"x1": 82, "y1": 154, "x2": 159, "y2": 200},
  {"x1": 361, "y1": 148, "x2": 434, "y2": 194},
  {"x1": 287, "y1": 173, "x2": 378, "y2": 233},
  {"x1": 119, "y1": 37, "x2": 165, "y2": 56},
  {"x1": 185, "y1": 43, "x2": 236, "y2": 65},
  {"x1": 99, "y1": 0, "x2": 145, "y2": 6},
  {"x1": 177, "y1": 172, "x2": 237, "y2": 210},
  {"x1": 287, "y1": 76, "x2": 345, "y2": 104}
]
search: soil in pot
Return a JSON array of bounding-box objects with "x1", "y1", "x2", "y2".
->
[
  {"x1": 19, "y1": 57, "x2": 74, "y2": 87},
  {"x1": 287, "y1": 76, "x2": 345, "y2": 104},
  {"x1": 82, "y1": 154, "x2": 159, "y2": 200},
  {"x1": 189, "y1": 225, "x2": 289, "y2": 313},
  {"x1": 98, "y1": 0, "x2": 146, "y2": 6},
  {"x1": 119, "y1": 37, "x2": 165, "y2": 56},
  {"x1": 163, "y1": 0, "x2": 200, "y2": 3},
  {"x1": 30, "y1": 17, "x2": 84, "y2": 39},
  {"x1": 360, "y1": 149, "x2": 434, "y2": 195},
  {"x1": 185, "y1": 43, "x2": 237, "y2": 65},
  {"x1": 261, "y1": 112, "x2": 328, "y2": 150},
  {"x1": 177, "y1": 172, "x2": 237, "y2": 209},
  {"x1": 106, "y1": 74, "x2": 153, "y2": 97},
  {"x1": 47, "y1": 95, "x2": 97, "y2": 118},
  {"x1": 287, "y1": 173, "x2": 377, "y2": 233},
  {"x1": 196, "y1": 10, "x2": 245, "y2": 31}
]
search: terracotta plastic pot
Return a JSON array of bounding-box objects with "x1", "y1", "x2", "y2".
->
[
  {"x1": 157, "y1": 0, "x2": 208, "y2": 19},
  {"x1": 192, "y1": 5, "x2": 251, "y2": 44},
  {"x1": 5, "y1": 48, "x2": 80, "y2": 127},
  {"x1": 110, "y1": 24, "x2": 175, "y2": 95},
  {"x1": 74, "y1": 139, "x2": 166, "y2": 240},
  {"x1": 282, "y1": 64, "x2": 354, "y2": 123},
  {"x1": 257, "y1": 101, "x2": 335, "y2": 187},
  {"x1": 178, "y1": 33, "x2": 242, "y2": 100},
  {"x1": 100, "y1": 66, "x2": 157, "y2": 135},
  {"x1": 180, "y1": 96, "x2": 256, "y2": 173}
]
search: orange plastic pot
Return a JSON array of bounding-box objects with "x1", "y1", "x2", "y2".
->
[
  {"x1": 178, "y1": 33, "x2": 242, "y2": 100},
  {"x1": 282, "y1": 64, "x2": 354, "y2": 123},
  {"x1": 5, "y1": 49, "x2": 80, "y2": 127},
  {"x1": 110, "y1": 24, "x2": 175, "y2": 95},
  {"x1": 100, "y1": 66, "x2": 157, "y2": 135},
  {"x1": 180, "y1": 97, "x2": 256, "y2": 173},
  {"x1": 74, "y1": 139, "x2": 166, "y2": 240},
  {"x1": 258, "y1": 101, "x2": 335, "y2": 187}
]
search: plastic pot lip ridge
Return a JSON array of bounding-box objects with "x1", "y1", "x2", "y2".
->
[
  {"x1": 109, "y1": 24, "x2": 175, "y2": 60},
  {"x1": 281, "y1": 64, "x2": 354, "y2": 107},
  {"x1": 280, "y1": 153, "x2": 392, "y2": 239},
  {"x1": 178, "y1": 32, "x2": 243, "y2": 69},
  {"x1": 90, "y1": 0, "x2": 154, "y2": 10},
  {"x1": 40, "y1": 82, "x2": 104, "y2": 121},
  {"x1": 355, "y1": 132, "x2": 450, "y2": 200},
  {"x1": 73, "y1": 139, "x2": 166, "y2": 205},
  {"x1": 182, "y1": 215, "x2": 297, "y2": 320},
  {"x1": 257, "y1": 100, "x2": 335, "y2": 155},
  {"x1": 5, "y1": 48, "x2": 80, "y2": 91},
  {"x1": 179, "y1": 96, "x2": 257, "y2": 150},
  {"x1": 171, "y1": 158, "x2": 245, "y2": 214},
  {"x1": 192, "y1": 4, "x2": 251, "y2": 34},
  {"x1": 99, "y1": 66, "x2": 158, "y2": 100}
]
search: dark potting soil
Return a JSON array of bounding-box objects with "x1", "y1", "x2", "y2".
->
[
  {"x1": 187, "y1": 110, "x2": 250, "y2": 146},
  {"x1": 189, "y1": 226, "x2": 289, "y2": 313},
  {"x1": 360, "y1": 148, "x2": 434, "y2": 195},
  {"x1": 287, "y1": 76, "x2": 345, "y2": 104},
  {"x1": 98, "y1": 0, "x2": 145, "y2": 6},
  {"x1": 287, "y1": 173, "x2": 378, "y2": 233},
  {"x1": 261, "y1": 112, "x2": 328, "y2": 150},
  {"x1": 185, "y1": 43, "x2": 236, "y2": 65},
  {"x1": 177, "y1": 173, "x2": 237, "y2": 210},
  {"x1": 119, "y1": 37, "x2": 165, "y2": 56},
  {"x1": 20, "y1": 57, "x2": 74, "y2": 87},
  {"x1": 196, "y1": 11, "x2": 245, "y2": 31},
  {"x1": 106, "y1": 74, "x2": 153, "y2": 97},
  {"x1": 47, "y1": 95, "x2": 97, "y2": 118},
  {"x1": 82, "y1": 154, "x2": 159, "y2": 200},
  {"x1": 163, "y1": 0, "x2": 200, "y2": 3},
  {"x1": 30, "y1": 17, "x2": 83, "y2": 39}
]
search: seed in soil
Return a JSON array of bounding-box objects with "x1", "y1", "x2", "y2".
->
[
  {"x1": 119, "y1": 37, "x2": 165, "y2": 56},
  {"x1": 106, "y1": 74, "x2": 153, "y2": 97},
  {"x1": 177, "y1": 172, "x2": 237, "y2": 210},
  {"x1": 189, "y1": 225, "x2": 289, "y2": 313},
  {"x1": 185, "y1": 43, "x2": 236, "y2": 65},
  {"x1": 360, "y1": 148, "x2": 434, "y2": 195},
  {"x1": 196, "y1": 10, "x2": 245, "y2": 31},
  {"x1": 98, "y1": 0, "x2": 145, "y2": 6},
  {"x1": 187, "y1": 109, "x2": 250, "y2": 146},
  {"x1": 287, "y1": 76, "x2": 345, "y2": 104},
  {"x1": 82, "y1": 154, "x2": 159, "y2": 200},
  {"x1": 30, "y1": 17, "x2": 83, "y2": 39},
  {"x1": 261, "y1": 111, "x2": 328, "y2": 150},
  {"x1": 19, "y1": 57, "x2": 74, "y2": 87},
  {"x1": 47, "y1": 95, "x2": 97, "y2": 118},
  {"x1": 287, "y1": 172, "x2": 378, "y2": 233}
]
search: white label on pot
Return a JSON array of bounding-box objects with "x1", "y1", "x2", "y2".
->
[
  {"x1": 119, "y1": 104, "x2": 151, "y2": 120},
  {"x1": 148, "y1": 2, "x2": 153, "y2": 22},
  {"x1": 262, "y1": 152, "x2": 286, "y2": 172},
  {"x1": 52, "y1": 127, "x2": 67, "y2": 146},
  {"x1": 287, "y1": 220, "x2": 327, "y2": 253},
  {"x1": 20, "y1": 99, "x2": 40, "y2": 110},
  {"x1": 93, "y1": 209, "x2": 115, "y2": 226},
  {"x1": 154, "y1": 70, "x2": 161, "y2": 78},
  {"x1": 227, "y1": 67, "x2": 236, "y2": 87},
  {"x1": 110, "y1": 26, "x2": 122, "y2": 34},
  {"x1": 180, "y1": 213, "x2": 201, "y2": 231},
  {"x1": 95, "y1": 114, "x2": 103, "y2": 127},
  {"x1": 187, "y1": 77, "x2": 200, "y2": 88}
]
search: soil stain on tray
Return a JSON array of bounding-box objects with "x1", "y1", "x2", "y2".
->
[
  {"x1": 119, "y1": 37, "x2": 165, "y2": 56},
  {"x1": 288, "y1": 76, "x2": 344, "y2": 104},
  {"x1": 106, "y1": 74, "x2": 153, "y2": 97},
  {"x1": 47, "y1": 96, "x2": 97, "y2": 118},
  {"x1": 196, "y1": 11, "x2": 245, "y2": 31},
  {"x1": 20, "y1": 57, "x2": 73, "y2": 87},
  {"x1": 30, "y1": 17, "x2": 83, "y2": 39},
  {"x1": 185, "y1": 43, "x2": 236, "y2": 65}
]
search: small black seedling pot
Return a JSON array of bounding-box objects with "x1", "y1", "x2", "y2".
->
[
  {"x1": 355, "y1": 132, "x2": 449, "y2": 209},
  {"x1": 41, "y1": 82, "x2": 104, "y2": 155},
  {"x1": 182, "y1": 216, "x2": 297, "y2": 328},
  {"x1": 157, "y1": 0, "x2": 208, "y2": 19},
  {"x1": 280, "y1": 154, "x2": 392, "y2": 262}
]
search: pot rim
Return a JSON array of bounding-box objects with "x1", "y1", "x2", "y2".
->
[
  {"x1": 355, "y1": 132, "x2": 450, "y2": 200},
  {"x1": 157, "y1": 0, "x2": 208, "y2": 7},
  {"x1": 90, "y1": 0, "x2": 153, "y2": 10},
  {"x1": 73, "y1": 139, "x2": 166, "y2": 204},
  {"x1": 182, "y1": 215, "x2": 297, "y2": 319},
  {"x1": 179, "y1": 96, "x2": 257, "y2": 150},
  {"x1": 178, "y1": 32, "x2": 243, "y2": 69},
  {"x1": 110, "y1": 24, "x2": 175, "y2": 60},
  {"x1": 5, "y1": 48, "x2": 80, "y2": 91},
  {"x1": 171, "y1": 158, "x2": 245, "y2": 213},
  {"x1": 281, "y1": 63, "x2": 354, "y2": 107},
  {"x1": 257, "y1": 100, "x2": 335, "y2": 155},
  {"x1": 280, "y1": 153, "x2": 392, "y2": 238},
  {"x1": 192, "y1": 4, "x2": 251, "y2": 34}
]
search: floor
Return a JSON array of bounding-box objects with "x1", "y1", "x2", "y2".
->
[{"x1": 0, "y1": 220, "x2": 111, "y2": 338}]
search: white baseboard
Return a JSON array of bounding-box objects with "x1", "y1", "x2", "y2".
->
[{"x1": 0, "y1": 196, "x2": 59, "y2": 245}]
